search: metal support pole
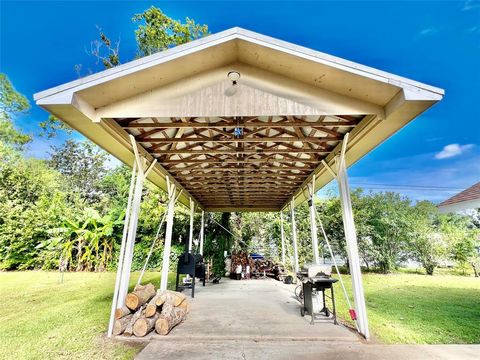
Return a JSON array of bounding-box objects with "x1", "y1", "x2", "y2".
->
[
  {"x1": 199, "y1": 210, "x2": 205, "y2": 255},
  {"x1": 107, "y1": 136, "x2": 157, "y2": 338},
  {"x1": 188, "y1": 198, "x2": 194, "y2": 253},
  {"x1": 290, "y1": 200, "x2": 300, "y2": 273},
  {"x1": 160, "y1": 177, "x2": 176, "y2": 291},
  {"x1": 335, "y1": 134, "x2": 370, "y2": 339},
  {"x1": 118, "y1": 160, "x2": 145, "y2": 305},
  {"x1": 308, "y1": 174, "x2": 320, "y2": 264},
  {"x1": 280, "y1": 211, "x2": 286, "y2": 264},
  {"x1": 107, "y1": 162, "x2": 137, "y2": 338}
]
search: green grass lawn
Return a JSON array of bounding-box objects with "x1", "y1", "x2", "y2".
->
[
  {"x1": 0, "y1": 271, "x2": 479, "y2": 360},
  {"x1": 0, "y1": 271, "x2": 175, "y2": 360},
  {"x1": 332, "y1": 273, "x2": 480, "y2": 344}
]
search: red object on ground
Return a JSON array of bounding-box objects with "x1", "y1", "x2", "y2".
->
[{"x1": 349, "y1": 309, "x2": 357, "y2": 320}]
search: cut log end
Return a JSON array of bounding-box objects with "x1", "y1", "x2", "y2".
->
[
  {"x1": 125, "y1": 293, "x2": 140, "y2": 311},
  {"x1": 155, "y1": 318, "x2": 169, "y2": 336},
  {"x1": 126, "y1": 283, "x2": 156, "y2": 310},
  {"x1": 155, "y1": 303, "x2": 186, "y2": 336},
  {"x1": 144, "y1": 304, "x2": 157, "y2": 318},
  {"x1": 115, "y1": 306, "x2": 131, "y2": 319},
  {"x1": 113, "y1": 314, "x2": 133, "y2": 336},
  {"x1": 133, "y1": 315, "x2": 158, "y2": 337}
]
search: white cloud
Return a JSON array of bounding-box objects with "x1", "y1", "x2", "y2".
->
[
  {"x1": 467, "y1": 25, "x2": 480, "y2": 33},
  {"x1": 419, "y1": 28, "x2": 437, "y2": 36},
  {"x1": 435, "y1": 143, "x2": 474, "y2": 159},
  {"x1": 463, "y1": 0, "x2": 480, "y2": 11}
]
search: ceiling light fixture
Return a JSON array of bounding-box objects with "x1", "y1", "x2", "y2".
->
[
  {"x1": 225, "y1": 70, "x2": 241, "y2": 97},
  {"x1": 227, "y1": 70, "x2": 241, "y2": 85}
]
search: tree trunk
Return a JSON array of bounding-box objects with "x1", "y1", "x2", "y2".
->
[
  {"x1": 471, "y1": 262, "x2": 479, "y2": 278},
  {"x1": 126, "y1": 283, "x2": 156, "y2": 310},
  {"x1": 124, "y1": 307, "x2": 144, "y2": 336},
  {"x1": 115, "y1": 306, "x2": 131, "y2": 319},
  {"x1": 133, "y1": 314, "x2": 159, "y2": 337},
  {"x1": 155, "y1": 303, "x2": 186, "y2": 335},
  {"x1": 113, "y1": 314, "x2": 132, "y2": 336}
]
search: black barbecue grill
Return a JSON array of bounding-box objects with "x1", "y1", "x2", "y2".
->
[{"x1": 297, "y1": 266, "x2": 338, "y2": 325}]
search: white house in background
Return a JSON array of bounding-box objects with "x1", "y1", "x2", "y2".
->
[{"x1": 438, "y1": 182, "x2": 480, "y2": 213}]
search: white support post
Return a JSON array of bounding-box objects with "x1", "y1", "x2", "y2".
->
[
  {"x1": 107, "y1": 162, "x2": 136, "y2": 338},
  {"x1": 117, "y1": 159, "x2": 145, "y2": 305},
  {"x1": 290, "y1": 200, "x2": 300, "y2": 273},
  {"x1": 199, "y1": 210, "x2": 205, "y2": 255},
  {"x1": 308, "y1": 174, "x2": 320, "y2": 264},
  {"x1": 280, "y1": 211, "x2": 286, "y2": 264},
  {"x1": 188, "y1": 198, "x2": 194, "y2": 253},
  {"x1": 160, "y1": 177, "x2": 176, "y2": 291},
  {"x1": 107, "y1": 136, "x2": 157, "y2": 338},
  {"x1": 335, "y1": 134, "x2": 370, "y2": 339}
]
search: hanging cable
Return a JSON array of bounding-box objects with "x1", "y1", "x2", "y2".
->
[
  {"x1": 136, "y1": 189, "x2": 183, "y2": 286},
  {"x1": 208, "y1": 214, "x2": 251, "y2": 247},
  {"x1": 313, "y1": 198, "x2": 360, "y2": 331},
  {"x1": 136, "y1": 211, "x2": 167, "y2": 287}
]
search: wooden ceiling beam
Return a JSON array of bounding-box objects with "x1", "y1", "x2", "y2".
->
[
  {"x1": 168, "y1": 167, "x2": 313, "y2": 173},
  {"x1": 160, "y1": 158, "x2": 320, "y2": 165},
  {"x1": 187, "y1": 181, "x2": 302, "y2": 186},
  {"x1": 122, "y1": 121, "x2": 357, "y2": 129},
  {"x1": 176, "y1": 174, "x2": 309, "y2": 179},
  {"x1": 189, "y1": 188, "x2": 294, "y2": 193},
  {"x1": 151, "y1": 149, "x2": 329, "y2": 155},
  {"x1": 138, "y1": 136, "x2": 339, "y2": 144}
]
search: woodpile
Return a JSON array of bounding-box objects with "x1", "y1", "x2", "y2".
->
[
  {"x1": 113, "y1": 283, "x2": 188, "y2": 337},
  {"x1": 230, "y1": 252, "x2": 287, "y2": 281}
]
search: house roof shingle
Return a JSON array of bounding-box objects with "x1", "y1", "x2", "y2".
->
[{"x1": 439, "y1": 182, "x2": 480, "y2": 208}]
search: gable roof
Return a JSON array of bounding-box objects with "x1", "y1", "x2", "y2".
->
[
  {"x1": 438, "y1": 182, "x2": 480, "y2": 213},
  {"x1": 34, "y1": 27, "x2": 444, "y2": 211}
]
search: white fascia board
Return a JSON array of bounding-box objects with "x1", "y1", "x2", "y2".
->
[{"x1": 37, "y1": 92, "x2": 101, "y2": 123}]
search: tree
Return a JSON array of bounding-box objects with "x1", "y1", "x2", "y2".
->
[
  {"x1": 363, "y1": 192, "x2": 413, "y2": 273},
  {"x1": 203, "y1": 213, "x2": 233, "y2": 277},
  {"x1": 0, "y1": 74, "x2": 31, "y2": 148},
  {"x1": 46, "y1": 208, "x2": 124, "y2": 272},
  {"x1": 319, "y1": 190, "x2": 376, "y2": 272},
  {"x1": 445, "y1": 214, "x2": 480, "y2": 276},
  {"x1": 133, "y1": 6, "x2": 208, "y2": 57},
  {"x1": 88, "y1": 26, "x2": 120, "y2": 69},
  {"x1": 48, "y1": 140, "x2": 110, "y2": 203},
  {"x1": 409, "y1": 201, "x2": 449, "y2": 275},
  {"x1": 38, "y1": 115, "x2": 72, "y2": 138},
  {"x1": 0, "y1": 145, "x2": 71, "y2": 270}
]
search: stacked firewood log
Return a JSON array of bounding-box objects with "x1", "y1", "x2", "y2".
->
[
  {"x1": 113, "y1": 283, "x2": 190, "y2": 337},
  {"x1": 230, "y1": 252, "x2": 287, "y2": 281}
]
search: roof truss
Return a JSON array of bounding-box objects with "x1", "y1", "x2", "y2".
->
[{"x1": 114, "y1": 114, "x2": 364, "y2": 210}]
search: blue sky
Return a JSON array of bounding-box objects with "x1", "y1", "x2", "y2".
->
[{"x1": 1, "y1": 0, "x2": 479, "y2": 202}]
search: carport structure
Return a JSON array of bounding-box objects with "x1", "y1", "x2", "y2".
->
[{"x1": 34, "y1": 27, "x2": 443, "y2": 341}]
